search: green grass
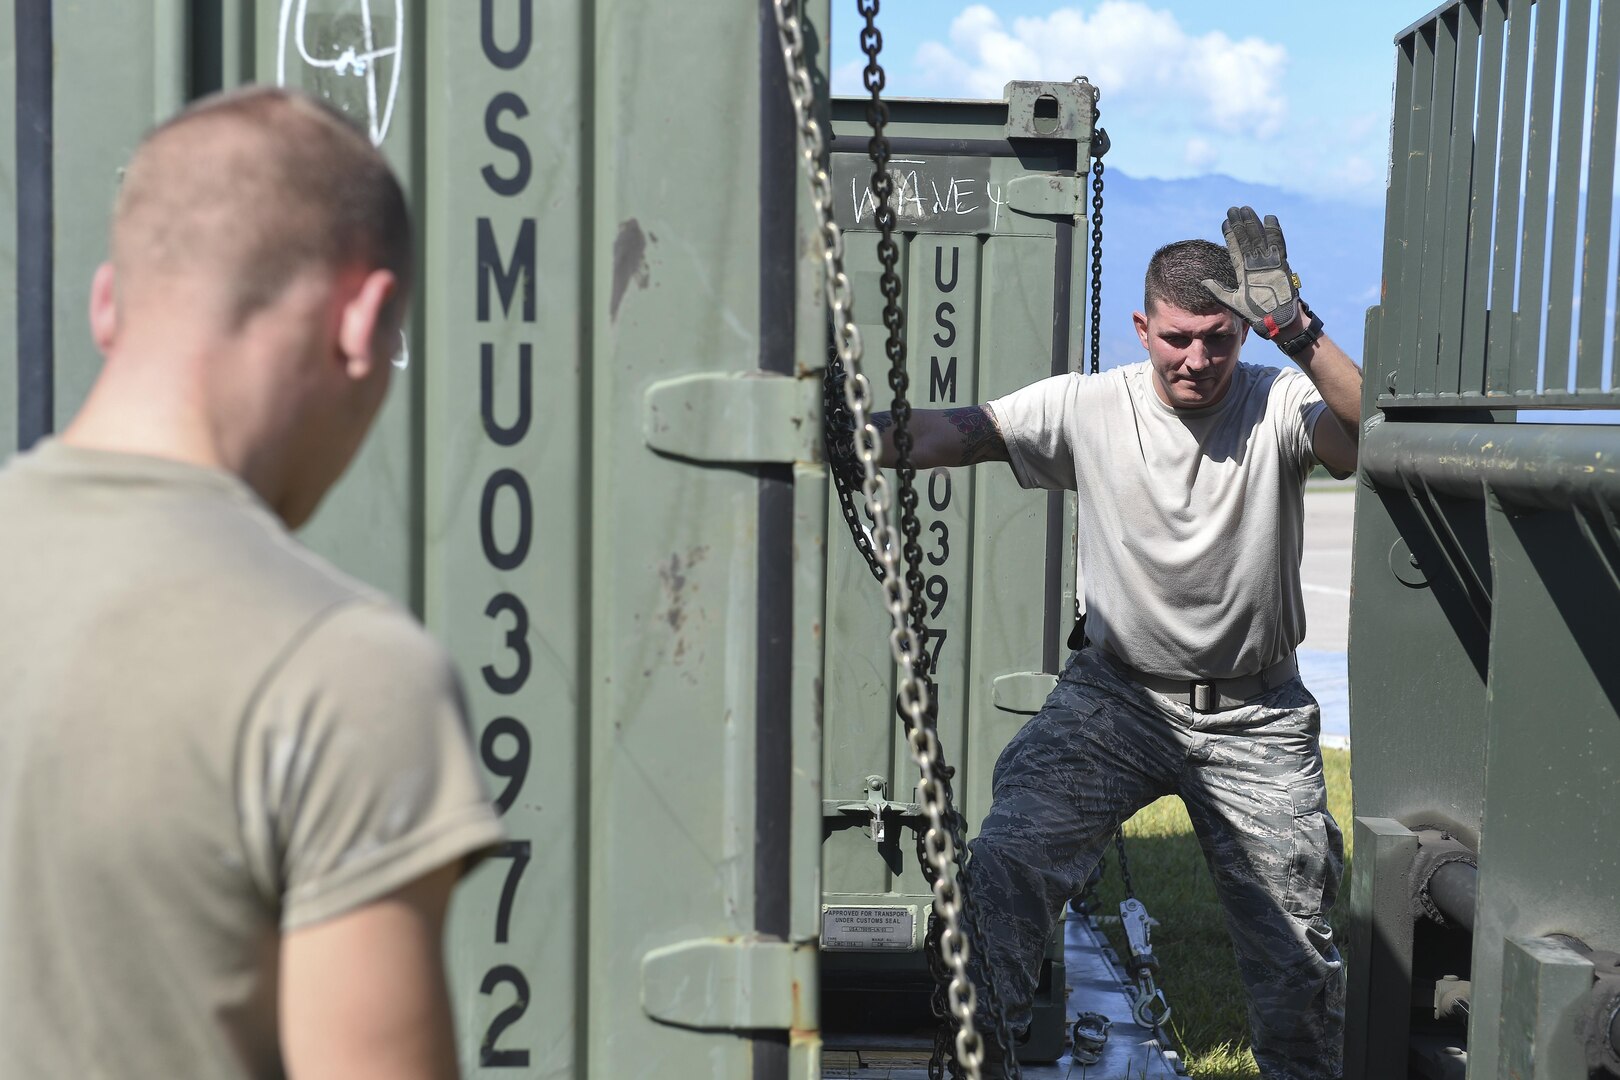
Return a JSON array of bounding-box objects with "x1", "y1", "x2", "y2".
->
[{"x1": 1086, "y1": 748, "x2": 1353, "y2": 1079}]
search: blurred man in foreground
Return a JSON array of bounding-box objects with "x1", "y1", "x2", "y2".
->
[{"x1": 0, "y1": 87, "x2": 502, "y2": 1079}]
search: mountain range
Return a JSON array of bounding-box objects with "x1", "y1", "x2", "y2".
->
[{"x1": 1091, "y1": 171, "x2": 1388, "y2": 371}]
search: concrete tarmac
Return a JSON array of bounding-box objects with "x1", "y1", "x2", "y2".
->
[
  {"x1": 1300, "y1": 484, "x2": 1355, "y2": 654},
  {"x1": 1300, "y1": 483, "x2": 1356, "y2": 746}
]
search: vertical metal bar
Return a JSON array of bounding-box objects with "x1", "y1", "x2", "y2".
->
[
  {"x1": 1498, "y1": 936, "x2": 1598, "y2": 1079},
  {"x1": 1044, "y1": 217, "x2": 1073, "y2": 675},
  {"x1": 1344, "y1": 818, "x2": 1420, "y2": 1080},
  {"x1": 1467, "y1": 0, "x2": 1508, "y2": 393},
  {"x1": 1514, "y1": 0, "x2": 1564, "y2": 392},
  {"x1": 1543, "y1": 0, "x2": 1593, "y2": 392},
  {"x1": 1399, "y1": 27, "x2": 1438, "y2": 398},
  {"x1": 405, "y1": 0, "x2": 426, "y2": 621},
  {"x1": 1579, "y1": 0, "x2": 1620, "y2": 392},
  {"x1": 1416, "y1": 16, "x2": 1458, "y2": 396},
  {"x1": 1483, "y1": 0, "x2": 1522, "y2": 393},
  {"x1": 1438, "y1": 2, "x2": 1483, "y2": 395},
  {"x1": 1379, "y1": 34, "x2": 1418, "y2": 398},
  {"x1": 153, "y1": 0, "x2": 189, "y2": 117},
  {"x1": 189, "y1": 0, "x2": 225, "y2": 98},
  {"x1": 753, "y1": 2, "x2": 794, "y2": 1075},
  {"x1": 14, "y1": 0, "x2": 52, "y2": 451},
  {"x1": 574, "y1": 0, "x2": 597, "y2": 1072}
]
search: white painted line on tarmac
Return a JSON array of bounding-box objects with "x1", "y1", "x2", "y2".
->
[{"x1": 1303, "y1": 583, "x2": 1352, "y2": 598}]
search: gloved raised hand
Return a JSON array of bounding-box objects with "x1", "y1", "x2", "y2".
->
[{"x1": 1202, "y1": 206, "x2": 1301, "y2": 339}]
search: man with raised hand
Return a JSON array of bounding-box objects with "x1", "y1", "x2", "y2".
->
[
  {"x1": 871, "y1": 207, "x2": 1360, "y2": 1079},
  {"x1": 0, "y1": 87, "x2": 502, "y2": 1080}
]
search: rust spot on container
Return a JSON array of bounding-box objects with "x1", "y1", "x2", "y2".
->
[
  {"x1": 611, "y1": 219, "x2": 651, "y2": 322},
  {"x1": 659, "y1": 548, "x2": 713, "y2": 672},
  {"x1": 660, "y1": 552, "x2": 689, "y2": 631},
  {"x1": 790, "y1": 978, "x2": 805, "y2": 1029}
]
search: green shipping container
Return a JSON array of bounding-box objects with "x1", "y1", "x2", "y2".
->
[
  {"x1": 3, "y1": 1, "x2": 826, "y2": 1076},
  {"x1": 818, "y1": 86, "x2": 1096, "y2": 1063},
  {"x1": 0, "y1": 1, "x2": 1108, "y2": 1075}
]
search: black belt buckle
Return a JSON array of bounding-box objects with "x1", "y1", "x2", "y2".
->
[{"x1": 1192, "y1": 681, "x2": 1217, "y2": 713}]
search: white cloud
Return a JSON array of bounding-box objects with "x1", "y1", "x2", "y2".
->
[
  {"x1": 906, "y1": 2, "x2": 1395, "y2": 203},
  {"x1": 830, "y1": 57, "x2": 867, "y2": 96},
  {"x1": 915, "y1": 2, "x2": 1289, "y2": 139},
  {"x1": 1184, "y1": 136, "x2": 1219, "y2": 170}
]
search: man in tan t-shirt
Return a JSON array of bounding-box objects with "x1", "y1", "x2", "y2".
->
[
  {"x1": 861, "y1": 210, "x2": 1361, "y2": 1079},
  {"x1": 0, "y1": 88, "x2": 503, "y2": 1079}
]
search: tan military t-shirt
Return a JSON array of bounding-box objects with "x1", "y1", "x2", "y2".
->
[
  {"x1": 988, "y1": 361, "x2": 1339, "y2": 680},
  {"x1": 0, "y1": 441, "x2": 504, "y2": 1079}
]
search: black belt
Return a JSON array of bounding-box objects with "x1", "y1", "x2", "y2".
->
[{"x1": 1100, "y1": 648, "x2": 1299, "y2": 713}]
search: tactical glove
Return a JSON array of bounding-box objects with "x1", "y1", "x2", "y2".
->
[{"x1": 1202, "y1": 206, "x2": 1301, "y2": 340}]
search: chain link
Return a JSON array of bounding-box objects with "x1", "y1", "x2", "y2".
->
[
  {"x1": 1114, "y1": 830, "x2": 1137, "y2": 899},
  {"x1": 769, "y1": 4, "x2": 989, "y2": 1077}
]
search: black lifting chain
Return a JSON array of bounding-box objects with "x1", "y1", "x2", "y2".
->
[
  {"x1": 821, "y1": 4, "x2": 884, "y2": 585},
  {"x1": 823, "y1": 354, "x2": 885, "y2": 582},
  {"x1": 1115, "y1": 829, "x2": 1137, "y2": 900},
  {"x1": 853, "y1": 5, "x2": 1024, "y2": 1078},
  {"x1": 857, "y1": 3, "x2": 928, "y2": 674},
  {"x1": 1087, "y1": 119, "x2": 1108, "y2": 376}
]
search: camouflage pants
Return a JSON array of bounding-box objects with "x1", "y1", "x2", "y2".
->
[{"x1": 966, "y1": 647, "x2": 1345, "y2": 1080}]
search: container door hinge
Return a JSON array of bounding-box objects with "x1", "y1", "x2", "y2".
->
[
  {"x1": 643, "y1": 372, "x2": 823, "y2": 465},
  {"x1": 992, "y1": 671, "x2": 1059, "y2": 714},
  {"x1": 641, "y1": 936, "x2": 816, "y2": 1031},
  {"x1": 1004, "y1": 173, "x2": 1083, "y2": 219}
]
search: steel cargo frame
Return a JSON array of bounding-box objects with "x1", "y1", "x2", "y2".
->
[{"x1": 1347, "y1": 1, "x2": 1620, "y2": 1077}]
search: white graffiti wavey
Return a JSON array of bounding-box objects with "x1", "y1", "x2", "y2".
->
[{"x1": 276, "y1": 0, "x2": 404, "y2": 147}]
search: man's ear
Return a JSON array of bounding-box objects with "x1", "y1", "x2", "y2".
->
[
  {"x1": 1132, "y1": 310, "x2": 1151, "y2": 351},
  {"x1": 336, "y1": 268, "x2": 400, "y2": 380},
  {"x1": 89, "y1": 262, "x2": 119, "y2": 354}
]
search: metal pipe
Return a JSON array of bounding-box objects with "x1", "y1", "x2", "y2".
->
[
  {"x1": 1360, "y1": 418, "x2": 1620, "y2": 511},
  {"x1": 1426, "y1": 859, "x2": 1477, "y2": 932}
]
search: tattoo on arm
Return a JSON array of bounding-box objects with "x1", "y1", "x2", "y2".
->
[
  {"x1": 944, "y1": 406, "x2": 1007, "y2": 465},
  {"x1": 870, "y1": 412, "x2": 894, "y2": 435}
]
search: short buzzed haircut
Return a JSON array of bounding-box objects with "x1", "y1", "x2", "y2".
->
[
  {"x1": 112, "y1": 86, "x2": 412, "y2": 327},
  {"x1": 1144, "y1": 239, "x2": 1236, "y2": 316}
]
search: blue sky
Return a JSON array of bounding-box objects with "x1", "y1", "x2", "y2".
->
[
  {"x1": 823, "y1": 1, "x2": 1620, "y2": 409},
  {"x1": 826, "y1": 1, "x2": 1419, "y2": 365},
  {"x1": 830, "y1": 1, "x2": 1426, "y2": 205}
]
